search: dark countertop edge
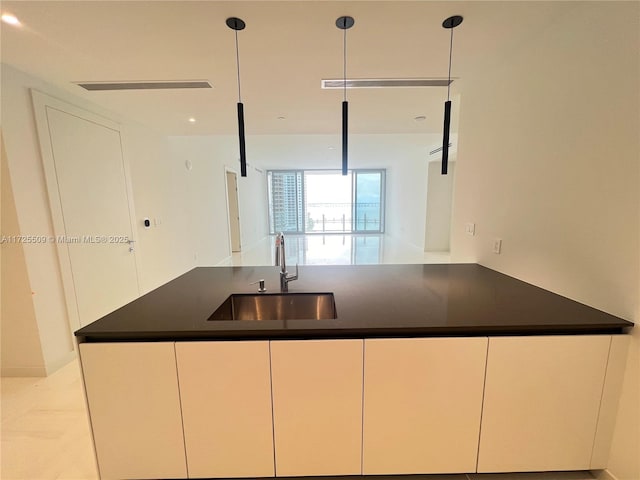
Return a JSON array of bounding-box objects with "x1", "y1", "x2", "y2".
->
[{"x1": 76, "y1": 324, "x2": 631, "y2": 343}]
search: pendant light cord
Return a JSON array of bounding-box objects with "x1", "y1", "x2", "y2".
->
[
  {"x1": 235, "y1": 29, "x2": 242, "y2": 102},
  {"x1": 343, "y1": 24, "x2": 347, "y2": 102},
  {"x1": 447, "y1": 26, "x2": 453, "y2": 101}
]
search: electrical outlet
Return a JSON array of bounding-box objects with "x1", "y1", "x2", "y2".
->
[
  {"x1": 465, "y1": 222, "x2": 476, "y2": 236},
  {"x1": 493, "y1": 238, "x2": 502, "y2": 254}
]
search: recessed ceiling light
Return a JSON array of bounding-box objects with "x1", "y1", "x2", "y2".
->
[
  {"x1": 328, "y1": 146, "x2": 335, "y2": 150},
  {"x1": 276, "y1": 116, "x2": 286, "y2": 120},
  {"x1": 1, "y1": 13, "x2": 20, "y2": 26},
  {"x1": 188, "y1": 118, "x2": 196, "y2": 123},
  {"x1": 414, "y1": 115, "x2": 427, "y2": 122}
]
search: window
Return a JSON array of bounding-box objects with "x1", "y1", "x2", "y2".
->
[
  {"x1": 267, "y1": 169, "x2": 385, "y2": 234},
  {"x1": 353, "y1": 170, "x2": 385, "y2": 233},
  {"x1": 268, "y1": 171, "x2": 304, "y2": 233}
]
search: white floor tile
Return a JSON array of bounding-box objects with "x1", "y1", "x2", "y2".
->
[
  {"x1": 1, "y1": 359, "x2": 99, "y2": 480},
  {"x1": 224, "y1": 233, "x2": 450, "y2": 267}
]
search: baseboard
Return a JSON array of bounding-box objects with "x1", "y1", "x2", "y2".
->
[
  {"x1": 1, "y1": 365, "x2": 47, "y2": 377},
  {"x1": 44, "y1": 349, "x2": 77, "y2": 375},
  {"x1": 592, "y1": 469, "x2": 619, "y2": 480},
  {"x1": 0, "y1": 330, "x2": 77, "y2": 379}
]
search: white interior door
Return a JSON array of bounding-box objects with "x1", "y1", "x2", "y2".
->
[
  {"x1": 226, "y1": 170, "x2": 241, "y2": 252},
  {"x1": 33, "y1": 92, "x2": 140, "y2": 328}
]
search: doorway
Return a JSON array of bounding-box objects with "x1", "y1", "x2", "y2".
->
[
  {"x1": 32, "y1": 91, "x2": 140, "y2": 330},
  {"x1": 225, "y1": 170, "x2": 241, "y2": 253}
]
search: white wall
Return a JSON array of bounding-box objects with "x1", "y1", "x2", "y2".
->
[
  {"x1": 168, "y1": 136, "x2": 235, "y2": 265},
  {"x1": 451, "y1": 3, "x2": 638, "y2": 320},
  {"x1": 450, "y1": 3, "x2": 638, "y2": 478},
  {"x1": 425, "y1": 160, "x2": 455, "y2": 251},
  {"x1": 238, "y1": 164, "x2": 269, "y2": 250},
  {"x1": 1, "y1": 65, "x2": 197, "y2": 374},
  {"x1": 124, "y1": 124, "x2": 195, "y2": 293},
  {"x1": 1, "y1": 66, "x2": 76, "y2": 374},
  {"x1": 1, "y1": 133, "x2": 46, "y2": 376}
]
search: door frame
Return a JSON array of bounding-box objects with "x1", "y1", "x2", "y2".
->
[
  {"x1": 31, "y1": 90, "x2": 141, "y2": 334},
  {"x1": 224, "y1": 166, "x2": 242, "y2": 255}
]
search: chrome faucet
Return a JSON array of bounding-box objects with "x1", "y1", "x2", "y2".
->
[{"x1": 275, "y1": 232, "x2": 298, "y2": 292}]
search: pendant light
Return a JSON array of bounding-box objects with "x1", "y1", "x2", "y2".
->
[
  {"x1": 336, "y1": 16, "x2": 354, "y2": 176},
  {"x1": 441, "y1": 15, "x2": 463, "y2": 175},
  {"x1": 226, "y1": 17, "x2": 247, "y2": 177}
]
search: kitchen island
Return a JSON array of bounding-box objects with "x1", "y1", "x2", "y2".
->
[{"x1": 75, "y1": 264, "x2": 633, "y2": 480}]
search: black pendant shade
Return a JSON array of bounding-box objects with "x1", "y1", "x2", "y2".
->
[
  {"x1": 337, "y1": 16, "x2": 354, "y2": 176},
  {"x1": 237, "y1": 102, "x2": 247, "y2": 177},
  {"x1": 227, "y1": 17, "x2": 247, "y2": 177},
  {"x1": 441, "y1": 15, "x2": 463, "y2": 176},
  {"x1": 342, "y1": 101, "x2": 348, "y2": 175},
  {"x1": 222, "y1": 15, "x2": 461, "y2": 178},
  {"x1": 441, "y1": 100, "x2": 451, "y2": 174}
]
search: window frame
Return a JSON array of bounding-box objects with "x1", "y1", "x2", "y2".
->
[{"x1": 267, "y1": 168, "x2": 386, "y2": 235}]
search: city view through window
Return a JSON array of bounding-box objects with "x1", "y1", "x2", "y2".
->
[{"x1": 268, "y1": 170, "x2": 385, "y2": 235}]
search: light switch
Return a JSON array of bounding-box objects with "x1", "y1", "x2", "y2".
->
[
  {"x1": 493, "y1": 238, "x2": 502, "y2": 254},
  {"x1": 465, "y1": 223, "x2": 476, "y2": 236}
]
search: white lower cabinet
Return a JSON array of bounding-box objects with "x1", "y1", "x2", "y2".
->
[
  {"x1": 363, "y1": 337, "x2": 488, "y2": 474},
  {"x1": 477, "y1": 335, "x2": 611, "y2": 472},
  {"x1": 79, "y1": 342, "x2": 187, "y2": 480},
  {"x1": 270, "y1": 339, "x2": 364, "y2": 476},
  {"x1": 79, "y1": 334, "x2": 624, "y2": 479},
  {"x1": 175, "y1": 341, "x2": 275, "y2": 478}
]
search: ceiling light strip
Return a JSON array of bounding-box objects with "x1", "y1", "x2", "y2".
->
[
  {"x1": 321, "y1": 78, "x2": 453, "y2": 89},
  {"x1": 75, "y1": 81, "x2": 212, "y2": 91}
]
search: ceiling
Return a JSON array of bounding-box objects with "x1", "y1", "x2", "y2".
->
[{"x1": 1, "y1": 1, "x2": 577, "y2": 136}]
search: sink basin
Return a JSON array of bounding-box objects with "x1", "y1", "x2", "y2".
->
[{"x1": 208, "y1": 292, "x2": 337, "y2": 321}]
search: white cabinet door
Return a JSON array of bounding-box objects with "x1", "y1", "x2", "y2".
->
[
  {"x1": 477, "y1": 335, "x2": 611, "y2": 472},
  {"x1": 79, "y1": 342, "x2": 187, "y2": 480},
  {"x1": 175, "y1": 341, "x2": 274, "y2": 478},
  {"x1": 363, "y1": 337, "x2": 487, "y2": 474},
  {"x1": 270, "y1": 339, "x2": 363, "y2": 476}
]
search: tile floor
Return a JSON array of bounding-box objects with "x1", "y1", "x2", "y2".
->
[
  {"x1": 220, "y1": 233, "x2": 451, "y2": 266},
  {"x1": 1, "y1": 359, "x2": 98, "y2": 479},
  {"x1": 0, "y1": 235, "x2": 597, "y2": 480}
]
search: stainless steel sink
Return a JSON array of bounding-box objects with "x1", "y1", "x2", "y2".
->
[{"x1": 208, "y1": 292, "x2": 337, "y2": 321}]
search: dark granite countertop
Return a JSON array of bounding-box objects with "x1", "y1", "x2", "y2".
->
[{"x1": 74, "y1": 264, "x2": 633, "y2": 341}]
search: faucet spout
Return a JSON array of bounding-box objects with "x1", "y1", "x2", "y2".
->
[
  {"x1": 275, "y1": 232, "x2": 298, "y2": 292},
  {"x1": 275, "y1": 232, "x2": 286, "y2": 274}
]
